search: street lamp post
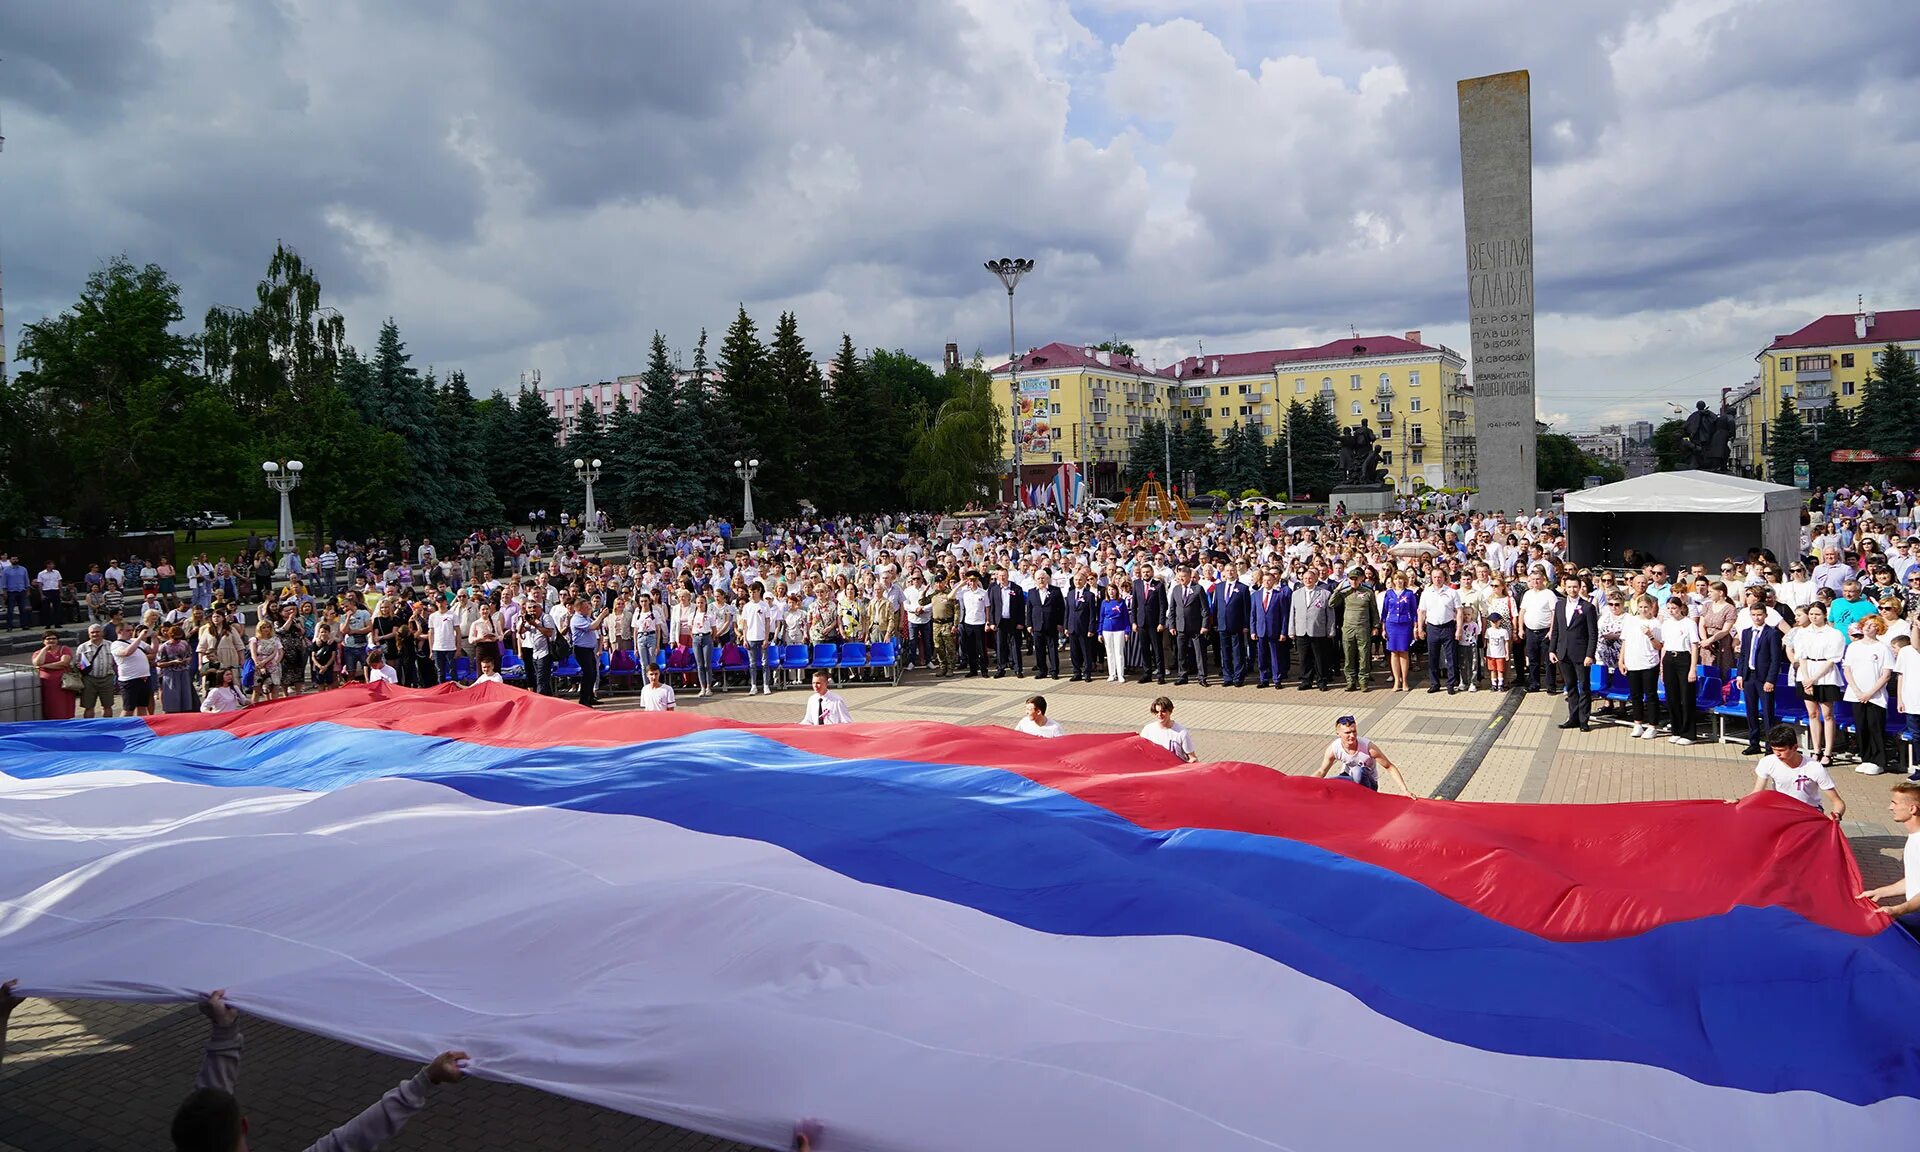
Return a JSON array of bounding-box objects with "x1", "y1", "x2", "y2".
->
[
  {"x1": 261, "y1": 459, "x2": 304, "y2": 574},
  {"x1": 573, "y1": 457, "x2": 604, "y2": 552},
  {"x1": 985, "y1": 257, "x2": 1034, "y2": 504},
  {"x1": 733, "y1": 458, "x2": 761, "y2": 547}
]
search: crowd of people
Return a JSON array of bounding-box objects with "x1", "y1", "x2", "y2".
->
[{"x1": 11, "y1": 494, "x2": 1920, "y2": 785}]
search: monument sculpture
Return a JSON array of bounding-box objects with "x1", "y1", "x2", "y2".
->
[
  {"x1": 1682, "y1": 400, "x2": 1736, "y2": 473},
  {"x1": 1458, "y1": 70, "x2": 1539, "y2": 515},
  {"x1": 1336, "y1": 421, "x2": 1389, "y2": 488}
]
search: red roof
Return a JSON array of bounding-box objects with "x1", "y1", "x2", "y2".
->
[
  {"x1": 1766, "y1": 309, "x2": 1920, "y2": 352},
  {"x1": 1161, "y1": 334, "x2": 1441, "y2": 380},
  {"x1": 993, "y1": 342, "x2": 1157, "y2": 376}
]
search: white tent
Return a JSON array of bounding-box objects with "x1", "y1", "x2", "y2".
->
[{"x1": 1564, "y1": 470, "x2": 1801, "y2": 569}]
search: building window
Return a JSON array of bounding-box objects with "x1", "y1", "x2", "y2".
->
[
  {"x1": 1412, "y1": 449, "x2": 1424, "y2": 465},
  {"x1": 1322, "y1": 377, "x2": 1333, "y2": 391},
  {"x1": 1380, "y1": 373, "x2": 1391, "y2": 390},
  {"x1": 1239, "y1": 405, "x2": 1251, "y2": 416},
  {"x1": 1051, "y1": 402, "x2": 1062, "y2": 414},
  {"x1": 1781, "y1": 385, "x2": 1794, "y2": 399},
  {"x1": 1381, "y1": 450, "x2": 1392, "y2": 467},
  {"x1": 1409, "y1": 398, "x2": 1422, "y2": 412},
  {"x1": 1409, "y1": 371, "x2": 1421, "y2": 387},
  {"x1": 1875, "y1": 351, "x2": 1889, "y2": 368},
  {"x1": 1351, "y1": 400, "x2": 1362, "y2": 415},
  {"x1": 1295, "y1": 377, "x2": 1306, "y2": 393},
  {"x1": 1350, "y1": 374, "x2": 1362, "y2": 390},
  {"x1": 1219, "y1": 385, "x2": 1229, "y2": 396},
  {"x1": 1843, "y1": 381, "x2": 1856, "y2": 396},
  {"x1": 1781, "y1": 357, "x2": 1794, "y2": 371},
  {"x1": 1381, "y1": 424, "x2": 1392, "y2": 440},
  {"x1": 1262, "y1": 405, "x2": 1272, "y2": 417},
  {"x1": 1053, "y1": 452, "x2": 1063, "y2": 462},
  {"x1": 1842, "y1": 353, "x2": 1855, "y2": 368},
  {"x1": 1218, "y1": 407, "x2": 1229, "y2": 417},
  {"x1": 1049, "y1": 378, "x2": 1060, "y2": 390}
]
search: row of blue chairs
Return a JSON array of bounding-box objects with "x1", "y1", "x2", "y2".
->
[
  {"x1": 1587, "y1": 664, "x2": 1913, "y2": 748},
  {"x1": 542, "y1": 642, "x2": 903, "y2": 694}
]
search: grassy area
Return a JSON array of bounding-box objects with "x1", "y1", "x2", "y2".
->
[{"x1": 171, "y1": 519, "x2": 321, "y2": 568}]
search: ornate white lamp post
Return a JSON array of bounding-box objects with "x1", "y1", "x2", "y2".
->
[
  {"x1": 985, "y1": 257, "x2": 1035, "y2": 501},
  {"x1": 573, "y1": 457, "x2": 604, "y2": 551},
  {"x1": 261, "y1": 459, "x2": 304, "y2": 574},
  {"x1": 733, "y1": 457, "x2": 761, "y2": 546}
]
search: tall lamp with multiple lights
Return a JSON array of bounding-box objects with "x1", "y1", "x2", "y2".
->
[
  {"x1": 573, "y1": 457, "x2": 604, "y2": 551},
  {"x1": 733, "y1": 458, "x2": 762, "y2": 546},
  {"x1": 261, "y1": 458, "x2": 303, "y2": 574},
  {"x1": 985, "y1": 257, "x2": 1034, "y2": 501}
]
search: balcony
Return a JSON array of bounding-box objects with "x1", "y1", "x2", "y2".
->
[
  {"x1": 1091, "y1": 411, "x2": 1108, "y2": 424},
  {"x1": 1375, "y1": 409, "x2": 1394, "y2": 425},
  {"x1": 1447, "y1": 408, "x2": 1467, "y2": 422},
  {"x1": 1796, "y1": 384, "x2": 1833, "y2": 411},
  {"x1": 1376, "y1": 384, "x2": 1395, "y2": 398}
]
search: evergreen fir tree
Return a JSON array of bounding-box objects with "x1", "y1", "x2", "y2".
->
[
  {"x1": 681, "y1": 329, "x2": 732, "y2": 519},
  {"x1": 628, "y1": 333, "x2": 700, "y2": 524},
  {"x1": 1181, "y1": 419, "x2": 1220, "y2": 493},
  {"x1": 567, "y1": 397, "x2": 610, "y2": 521},
  {"x1": 1125, "y1": 417, "x2": 1167, "y2": 488},
  {"x1": 1857, "y1": 344, "x2": 1920, "y2": 474},
  {"x1": 1292, "y1": 394, "x2": 1340, "y2": 499},
  {"x1": 370, "y1": 319, "x2": 454, "y2": 532},
  {"x1": 603, "y1": 391, "x2": 639, "y2": 524},
  {"x1": 435, "y1": 371, "x2": 504, "y2": 532},
  {"x1": 714, "y1": 307, "x2": 764, "y2": 480},
  {"x1": 1237, "y1": 422, "x2": 1268, "y2": 496},
  {"x1": 1767, "y1": 398, "x2": 1809, "y2": 487},
  {"x1": 1812, "y1": 404, "x2": 1860, "y2": 489},
  {"x1": 822, "y1": 335, "x2": 875, "y2": 514},
  {"x1": 511, "y1": 387, "x2": 569, "y2": 522},
  {"x1": 767, "y1": 311, "x2": 825, "y2": 514},
  {"x1": 1219, "y1": 425, "x2": 1248, "y2": 493}
]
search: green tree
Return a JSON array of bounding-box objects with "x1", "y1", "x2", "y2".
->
[
  {"x1": 511, "y1": 387, "x2": 569, "y2": 521},
  {"x1": 627, "y1": 332, "x2": 701, "y2": 523},
  {"x1": 11, "y1": 256, "x2": 241, "y2": 532},
  {"x1": 1855, "y1": 344, "x2": 1920, "y2": 479},
  {"x1": 365, "y1": 320, "x2": 454, "y2": 533},
  {"x1": 1089, "y1": 339, "x2": 1138, "y2": 359},
  {"x1": 436, "y1": 371, "x2": 504, "y2": 531},
  {"x1": 566, "y1": 398, "x2": 610, "y2": 518},
  {"x1": 1178, "y1": 418, "x2": 1219, "y2": 494},
  {"x1": 906, "y1": 358, "x2": 1004, "y2": 510},
  {"x1": 680, "y1": 329, "x2": 734, "y2": 517},
  {"x1": 1768, "y1": 398, "x2": 1810, "y2": 486},
  {"x1": 1291, "y1": 395, "x2": 1340, "y2": 499},
  {"x1": 1813, "y1": 404, "x2": 1863, "y2": 489},
  {"x1": 1125, "y1": 417, "x2": 1169, "y2": 488},
  {"x1": 765, "y1": 311, "x2": 827, "y2": 513},
  {"x1": 820, "y1": 335, "x2": 881, "y2": 514},
  {"x1": 1536, "y1": 433, "x2": 1591, "y2": 490},
  {"x1": 874, "y1": 347, "x2": 951, "y2": 414},
  {"x1": 715, "y1": 306, "x2": 766, "y2": 477},
  {"x1": 202, "y1": 242, "x2": 346, "y2": 417},
  {"x1": 267, "y1": 380, "x2": 407, "y2": 543},
  {"x1": 1652, "y1": 418, "x2": 1688, "y2": 472}
]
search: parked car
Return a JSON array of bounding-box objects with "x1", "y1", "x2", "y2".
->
[
  {"x1": 179, "y1": 510, "x2": 234, "y2": 529},
  {"x1": 1088, "y1": 497, "x2": 1118, "y2": 512},
  {"x1": 1187, "y1": 495, "x2": 1224, "y2": 512}
]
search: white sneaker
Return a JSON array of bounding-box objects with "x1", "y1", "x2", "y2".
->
[
  {"x1": 1630, "y1": 723, "x2": 1644, "y2": 737},
  {"x1": 1670, "y1": 736, "x2": 1692, "y2": 746},
  {"x1": 1640, "y1": 727, "x2": 1661, "y2": 740},
  {"x1": 1856, "y1": 762, "x2": 1886, "y2": 775},
  {"x1": 1469, "y1": 683, "x2": 1478, "y2": 693}
]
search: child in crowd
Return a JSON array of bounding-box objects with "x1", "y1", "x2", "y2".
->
[
  {"x1": 1483, "y1": 612, "x2": 1511, "y2": 692},
  {"x1": 1456, "y1": 605, "x2": 1482, "y2": 693}
]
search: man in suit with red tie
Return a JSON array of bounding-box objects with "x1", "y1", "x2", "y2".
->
[
  {"x1": 1064, "y1": 571, "x2": 1101, "y2": 682},
  {"x1": 1734, "y1": 600, "x2": 1785, "y2": 755},
  {"x1": 1215, "y1": 564, "x2": 1253, "y2": 687},
  {"x1": 1251, "y1": 569, "x2": 1291, "y2": 688},
  {"x1": 1132, "y1": 568, "x2": 1169, "y2": 684},
  {"x1": 1548, "y1": 574, "x2": 1598, "y2": 730}
]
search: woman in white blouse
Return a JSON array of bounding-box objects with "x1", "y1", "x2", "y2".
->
[
  {"x1": 1794, "y1": 602, "x2": 1845, "y2": 768},
  {"x1": 1843, "y1": 614, "x2": 1894, "y2": 775},
  {"x1": 633, "y1": 593, "x2": 664, "y2": 673},
  {"x1": 688, "y1": 593, "x2": 715, "y2": 697},
  {"x1": 1657, "y1": 595, "x2": 1701, "y2": 744},
  {"x1": 1618, "y1": 595, "x2": 1663, "y2": 739}
]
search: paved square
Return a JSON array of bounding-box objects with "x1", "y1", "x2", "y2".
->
[{"x1": 5, "y1": 670, "x2": 1907, "y2": 1150}]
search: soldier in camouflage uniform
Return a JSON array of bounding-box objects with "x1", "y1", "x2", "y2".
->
[{"x1": 930, "y1": 572, "x2": 958, "y2": 676}]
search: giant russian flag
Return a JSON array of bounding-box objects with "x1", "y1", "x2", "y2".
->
[{"x1": 2, "y1": 683, "x2": 1917, "y2": 1150}]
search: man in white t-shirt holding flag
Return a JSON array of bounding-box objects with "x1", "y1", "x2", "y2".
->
[
  {"x1": 1750, "y1": 724, "x2": 1846, "y2": 820},
  {"x1": 1856, "y1": 781, "x2": 1920, "y2": 940}
]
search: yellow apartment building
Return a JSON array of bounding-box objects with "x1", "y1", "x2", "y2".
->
[
  {"x1": 1736, "y1": 307, "x2": 1920, "y2": 479},
  {"x1": 988, "y1": 343, "x2": 1180, "y2": 495}
]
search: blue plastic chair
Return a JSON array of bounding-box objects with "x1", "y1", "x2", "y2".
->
[
  {"x1": 838, "y1": 642, "x2": 868, "y2": 679},
  {"x1": 453, "y1": 655, "x2": 474, "y2": 684},
  {"x1": 241, "y1": 658, "x2": 256, "y2": 692},
  {"x1": 867, "y1": 640, "x2": 900, "y2": 685},
  {"x1": 716, "y1": 644, "x2": 749, "y2": 691},
  {"x1": 500, "y1": 650, "x2": 527, "y2": 682},
  {"x1": 550, "y1": 654, "x2": 582, "y2": 686},
  {"x1": 811, "y1": 643, "x2": 839, "y2": 678}
]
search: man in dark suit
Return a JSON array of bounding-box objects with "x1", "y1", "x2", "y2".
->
[
  {"x1": 1215, "y1": 565, "x2": 1253, "y2": 686},
  {"x1": 1169, "y1": 566, "x2": 1210, "y2": 686},
  {"x1": 987, "y1": 568, "x2": 1027, "y2": 677},
  {"x1": 1028, "y1": 568, "x2": 1067, "y2": 679},
  {"x1": 1251, "y1": 569, "x2": 1291, "y2": 687},
  {"x1": 1734, "y1": 600, "x2": 1784, "y2": 754},
  {"x1": 1132, "y1": 569, "x2": 1169, "y2": 684},
  {"x1": 1548, "y1": 574, "x2": 1599, "y2": 730},
  {"x1": 1064, "y1": 572, "x2": 1100, "y2": 681}
]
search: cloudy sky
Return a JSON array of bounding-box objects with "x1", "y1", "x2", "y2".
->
[{"x1": 4, "y1": 0, "x2": 1918, "y2": 428}]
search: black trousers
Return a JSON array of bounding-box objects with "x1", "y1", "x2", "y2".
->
[
  {"x1": 993, "y1": 624, "x2": 1024, "y2": 674},
  {"x1": 1031, "y1": 628, "x2": 1060, "y2": 677},
  {"x1": 574, "y1": 644, "x2": 599, "y2": 706},
  {"x1": 1069, "y1": 630, "x2": 1097, "y2": 677},
  {"x1": 1561, "y1": 657, "x2": 1592, "y2": 726},
  {"x1": 1627, "y1": 666, "x2": 1659, "y2": 724},
  {"x1": 1660, "y1": 652, "x2": 1694, "y2": 736},
  {"x1": 1300, "y1": 635, "x2": 1337, "y2": 687},
  {"x1": 1857, "y1": 700, "x2": 1888, "y2": 768},
  {"x1": 1175, "y1": 630, "x2": 1207, "y2": 682},
  {"x1": 1136, "y1": 627, "x2": 1165, "y2": 679},
  {"x1": 959, "y1": 622, "x2": 987, "y2": 675},
  {"x1": 1524, "y1": 627, "x2": 1554, "y2": 690}
]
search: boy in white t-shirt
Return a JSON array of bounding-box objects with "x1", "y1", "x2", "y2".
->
[
  {"x1": 638, "y1": 666, "x2": 676, "y2": 712},
  {"x1": 1014, "y1": 694, "x2": 1063, "y2": 738},
  {"x1": 1139, "y1": 696, "x2": 1196, "y2": 762},
  {"x1": 1856, "y1": 781, "x2": 1920, "y2": 938},
  {"x1": 1896, "y1": 634, "x2": 1920, "y2": 783},
  {"x1": 1750, "y1": 724, "x2": 1845, "y2": 819}
]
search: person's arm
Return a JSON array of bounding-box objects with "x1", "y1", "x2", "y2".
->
[
  {"x1": 1822, "y1": 788, "x2": 1846, "y2": 822},
  {"x1": 194, "y1": 990, "x2": 243, "y2": 1093},
  {"x1": 1, "y1": 979, "x2": 23, "y2": 1066},
  {"x1": 303, "y1": 1049, "x2": 467, "y2": 1152},
  {"x1": 1373, "y1": 746, "x2": 1415, "y2": 797}
]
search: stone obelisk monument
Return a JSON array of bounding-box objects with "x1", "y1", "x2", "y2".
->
[{"x1": 1457, "y1": 70, "x2": 1538, "y2": 516}]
